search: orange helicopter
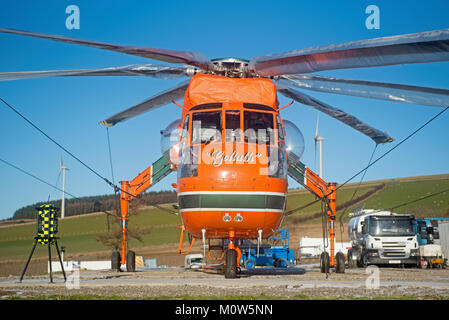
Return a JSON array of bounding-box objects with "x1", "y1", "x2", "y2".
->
[{"x1": 1, "y1": 27, "x2": 449, "y2": 278}]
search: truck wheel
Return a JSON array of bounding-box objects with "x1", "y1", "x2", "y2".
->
[
  {"x1": 244, "y1": 258, "x2": 256, "y2": 269},
  {"x1": 357, "y1": 249, "x2": 368, "y2": 268},
  {"x1": 347, "y1": 250, "x2": 354, "y2": 269},
  {"x1": 278, "y1": 258, "x2": 288, "y2": 268},
  {"x1": 225, "y1": 249, "x2": 237, "y2": 279},
  {"x1": 126, "y1": 250, "x2": 136, "y2": 272},
  {"x1": 356, "y1": 252, "x2": 365, "y2": 268},
  {"x1": 356, "y1": 256, "x2": 363, "y2": 268},
  {"x1": 111, "y1": 251, "x2": 121, "y2": 272},
  {"x1": 336, "y1": 252, "x2": 345, "y2": 273},
  {"x1": 320, "y1": 252, "x2": 330, "y2": 273}
]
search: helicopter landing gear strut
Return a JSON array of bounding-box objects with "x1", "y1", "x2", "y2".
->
[{"x1": 225, "y1": 232, "x2": 241, "y2": 279}]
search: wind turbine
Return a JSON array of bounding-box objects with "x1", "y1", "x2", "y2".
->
[
  {"x1": 314, "y1": 113, "x2": 324, "y2": 178},
  {"x1": 58, "y1": 157, "x2": 69, "y2": 219}
]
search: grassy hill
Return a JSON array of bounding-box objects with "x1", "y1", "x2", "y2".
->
[
  {"x1": 0, "y1": 173, "x2": 448, "y2": 262},
  {"x1": 0, "y1": 205, "x2": 182, "y2": 261},
  {"x1": 285, "y1": 173, "x2": 449, "y2": 224}
]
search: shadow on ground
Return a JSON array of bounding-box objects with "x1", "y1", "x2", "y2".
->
[{"x1": 239, "y1": 266, "x2": 307, "y2": 277}]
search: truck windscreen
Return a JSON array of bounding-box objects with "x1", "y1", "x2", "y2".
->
[{"x1": 368, "y1": 218, "x2": 415, "y2": 237}]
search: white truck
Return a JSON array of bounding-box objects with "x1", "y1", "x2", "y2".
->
[{"x1": 347, "y1": 209, "x2": 419, "y2": 268}]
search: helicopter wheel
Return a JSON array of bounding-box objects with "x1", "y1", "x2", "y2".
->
[
  {"x1": 320, "y1": 252, "x2": 330, "y2": 274},
  {"x1": 336, "y1": 252, "x2": 345, "y2": 273},
  {"x1": 111, "y1": 251, "x2": 121, "y2": 272},
  {"x1": 225, "y1": 249, "x2": 237, "y2": 279},
  {"x1": 126, "y1": 250, "x2": 136, "y2": 272}
]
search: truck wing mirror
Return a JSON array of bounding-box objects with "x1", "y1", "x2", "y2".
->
[{"x1": 361, "y1": 221, "x2": 366, "y2": 234}]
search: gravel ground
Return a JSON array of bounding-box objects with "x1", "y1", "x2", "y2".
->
[{"x1": 1, "y1": 264, "x2": 448, "y2": 300}]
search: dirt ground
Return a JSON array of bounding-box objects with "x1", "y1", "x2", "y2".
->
[{"x1": 1, "y1": 265, "x2": 448, "y2": 300}]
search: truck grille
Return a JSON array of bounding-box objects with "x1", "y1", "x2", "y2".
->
[
  {"x1": 381, "y1": 242, "x2": 406, "y2": 258},
  {"x1": 382, "y1": 242, "x2": 406, "y2": 247},
  {"x1": 382, "y1": 250, "x2": 406, "y2": 258}
]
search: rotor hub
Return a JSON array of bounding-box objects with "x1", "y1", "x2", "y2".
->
[{"x1": 210, "y1": 58, "x2": 251, "y2": 78}]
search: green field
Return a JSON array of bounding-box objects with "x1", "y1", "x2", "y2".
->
[
  {"x1": 1, "y1": 173, "x2": 448, "y2": 262},
  {"x1": 0, "y1": 205, "x2": 183, "y2": 261},
  {"x1": 285, "y1": 174, "x2": 449, "y2": 224}
]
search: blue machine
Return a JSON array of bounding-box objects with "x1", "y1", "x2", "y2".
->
[
  {"x1": 238, "y1": 228, "x2": 295, "y2": 268},
  {"x1": 416, "y1": 218, "x2": 449, "y2": 245}
]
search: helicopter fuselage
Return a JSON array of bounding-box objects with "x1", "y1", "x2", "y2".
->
[{"x1": 176, "y1": 74, "x2": 288, "y2": 240}]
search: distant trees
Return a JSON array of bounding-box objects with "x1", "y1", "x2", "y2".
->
[{"x1": 12, "y1": 190, "x2": 177, "y2": 220}]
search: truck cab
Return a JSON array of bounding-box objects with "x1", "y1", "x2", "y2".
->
[
  {"x1": 348, "y1": 210, "x2": 419, "y2": 267},
  {"x1": 416, "y1": 218, "x2": 449, "y2": 246}
]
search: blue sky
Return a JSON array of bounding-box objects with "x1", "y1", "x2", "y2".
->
[{"x1": 0, "y1": 0, "x2": 448, "y2": 220}]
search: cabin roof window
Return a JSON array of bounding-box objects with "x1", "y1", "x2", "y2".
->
[
  {"x1": 191, "y1": 103, "x2": 222, "y2": 111},
  {"x1": 243, "y1": 103, "x2": 274, "y2": 111},
  {"x1": 191, "y1": 111, "x2": 222, "y2": 144}
]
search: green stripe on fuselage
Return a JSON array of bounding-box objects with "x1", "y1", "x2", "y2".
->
[{"x1": 178, "y1": 194, "x2": 285, "y2": 210}]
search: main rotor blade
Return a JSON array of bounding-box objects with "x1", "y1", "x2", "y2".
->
[
  {"x1": 100, "y1": 80, "x2": 190, "y2": 127},
  {"x1": 276, "y1": 83, "x2": 394, "y2": 144},
  {"x1": 0, "y1": 27, "x2": 213, "y2": 70},
  {"x1": 249, "y1": 29, "x2": 449, "y2": 76},
  {"x1": 281, "y1": 75, "x2": 449, "y2": 107},
  {"x1": 0, "y1": 64, "x2": 190, "y2": 81}
]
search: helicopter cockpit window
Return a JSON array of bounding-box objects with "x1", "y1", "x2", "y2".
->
[
  {"x1": 191, "y1": 111, "x2": 222, "y2": 144},
  {"x1": 178, "y1": 145, "x2": 199, "y2": 178},
  {"x1": 181, "y1": 114, "x2": 189, "y2": 141},
  {"x1": 225, "y1": 110, "x2": 241, "y2": 142},
  {"x1": 267, "y1": 145, "x2": 287, "y2": 179},
  {"x1": 243, "y1": 111, "x2": 274, "y2": 144},
  {"x1": 276, "y1": 116, "x2": 284, "y2": 141}
]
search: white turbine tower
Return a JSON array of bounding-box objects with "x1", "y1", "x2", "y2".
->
[
  {"x1": 314, "y1": 113, "x2": 324, "y2": 178},
  {"x1": 58, "y1": 157, "x2": 69, "y2": 219}
]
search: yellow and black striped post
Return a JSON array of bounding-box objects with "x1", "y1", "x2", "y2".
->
[{"x1": 20, "y1": 204, "x2": 66, "y2": 283}]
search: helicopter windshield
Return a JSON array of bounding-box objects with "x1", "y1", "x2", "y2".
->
[
  {"x1": 191, "y1": 111, "x2": 222, "y2": 144},
  {"x1": 243, "y1": 111, "x2": 274, "y2": 144}
]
